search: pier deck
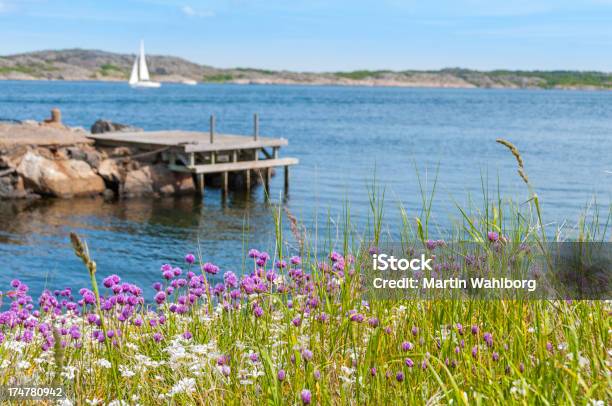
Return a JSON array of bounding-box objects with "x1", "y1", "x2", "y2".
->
[{"x1": 88, "y1": 118, "x2": 298, "y2": 195}]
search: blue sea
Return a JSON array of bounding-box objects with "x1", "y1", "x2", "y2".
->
[{"x1": 0, "y1": 81, "x2": 610, "y2": 298}]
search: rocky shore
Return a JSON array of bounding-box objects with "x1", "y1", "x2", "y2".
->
[
  {"x1": 1, "y1": 49, "x2": 610, "y2": 90},
  {"x1": 0, "y1": 112, "x2": 200, "y2": 200}
]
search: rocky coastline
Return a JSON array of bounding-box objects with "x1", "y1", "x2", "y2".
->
[
  {"x1": 0, "y1": 111, "x2": 257, "y2": 201},
  {"x1": 1, "y1": 49, "x2": 610, "y2": 90}
]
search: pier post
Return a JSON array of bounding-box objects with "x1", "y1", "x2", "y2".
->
[
  {"x1": 222, "y1": 172, "x2": 228, "y2": 195},
  {"x1": 284, "y1": 165, "x2": 289, "y2": 195},
  {"x1": 245, "y1": 170, "x2": 251, "y2": 192},
  {"x1": 264, "y1": 167, "x2": 271, "y2": 195},
  {"x1": 210, "y1": 115, "x2": 215, "y2": 144},
  {"x1": 196, "y1": 174, "x2": 205, "y2": 195},
  {"x1": 253, "y1": 113, "x2": 259, "y2": 141}
]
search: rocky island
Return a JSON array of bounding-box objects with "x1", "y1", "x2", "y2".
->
[{"x1": 0, "y1": 49, "x2": 610, "y2": 90}]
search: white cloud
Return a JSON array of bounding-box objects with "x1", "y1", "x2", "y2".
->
[
  {"x1": 0, "y1": 0, "x2": 48, "y2": 14},
  {"x1": 181, "y1": 5, "x2": 214, "y2": 17}
]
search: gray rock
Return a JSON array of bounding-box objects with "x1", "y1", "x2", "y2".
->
[
  {"x1": 121, "y1": 164, "x2": 194, "y2": 197},
  {"x1": 66, "y1": 147, "x2": 87, "y2": 161},
  {"x1": 91, "y1": 119, "x2": 142, "y2": 134},
  {"x1": 0, "y1": 175, "x2": 27, "y2": 199},
  {"x1": 16, "y1": 151, "x2": 105, "y2": 198},
  {"x1": 150, "y1": 163, "x2": 194, "y2": 195},
  {"x1": 85, "y1": 150, "x2": 102, "y2": 169},
  {"x1": 123, "y1": 166, "x2": 154, "y2": 196},
  {"x1": 97, "y1": 159, "x2": 122, "y2": 183},
  {"x1": 0, "y1": 176, "x2": 14, "y2": 198},
  {"x1": 102, "y1": 189, "x2": 116, "y2": 200}
]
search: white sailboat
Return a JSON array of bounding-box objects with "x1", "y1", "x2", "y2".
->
[{"x1": 129, "y1": 41, "x2": 161, "y2": 88}]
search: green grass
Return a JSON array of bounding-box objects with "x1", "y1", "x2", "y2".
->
[
  {"x1": 235, "y1": 67, "x2": 276, "y2": 75},
  {"x1": 98, "y1": 63, "x2": 125, "y2": 77},
  {"x1": 0, "y1": 63, "x2": 58, "y2": 76},
  {"x1": 203, "y1": 73, "x2": 236, "y2": 82},
  {"x1": 334, "y1": 70, "x2": 391, "y2": 80},
  {"x1": 0, "y1": 64, "x2": 36, "y2": 75},
  {"x1": 442, "y1": 68, "x2": 612, "y2": 89}
]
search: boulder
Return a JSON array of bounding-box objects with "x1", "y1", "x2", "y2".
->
[
  {"x1": 66, "y1": 147, "x2": 87, "y2": 161},
  {"x1": 0, "y1": 176, "x2": 11, "y2": 194},
  {"x1": 150, "y1": 163, "x2": 194, "y2": 195},
  {"x1": 91, "y1": 120, "x2": 143, "y2": 134},
  {"x1": 111, "y1": 146, "x2": 133, "y2": 157},
  {"x1": 121, "y1": 164, "x2": 194, "y2": 197},
  {"x1": 16, "y1": 151, "x2": 105, "y2": 198},
  {"x1": 123, "y1": 166, "x2": 154, "y2": 196},
  {"x1": 85, "y1": 150, "x2": 102, "y2": 169},
  {"x1": 0, "y1": 145, "x2": 27, "y2": 170},
  {"x1": 97, "y1": 159, "x2": 122, "y2": 184},
  {"x1": 102, "y1": 189, "x2": 116, "y2": 200},
  {"x1": 0, "y1": 175, "x2": 27, "y2": 199}
]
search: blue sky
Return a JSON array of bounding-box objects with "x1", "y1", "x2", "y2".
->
[{"x1": 0, "y1": 0, "x2": 611, "y2": 71}]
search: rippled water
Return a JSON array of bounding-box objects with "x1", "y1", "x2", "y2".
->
[{"x1": 0, "y1": 81, "x2": 610, "y2": 298}]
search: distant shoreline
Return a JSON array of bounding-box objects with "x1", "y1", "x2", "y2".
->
[
  {"x1": 0, "y1": 77, "x2": 610, "y2": 92},
  {"x1": 1, "y1": 49, "x2": 611, "y2": 91}
]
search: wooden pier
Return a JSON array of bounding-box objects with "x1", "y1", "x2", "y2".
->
[{"x1": 88, "y1": 114, "x2": 298, "y2": 196}]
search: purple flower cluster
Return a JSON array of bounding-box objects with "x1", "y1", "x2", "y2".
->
[
  {"x1": 425, "y1": 239, "x2": 446, "y2": 251},
  {"x1": 0, "y1": 275, "x2": 147, "y2": 350}
]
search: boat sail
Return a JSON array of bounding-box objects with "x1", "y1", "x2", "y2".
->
[{"x1": 129, "y1": 41, "x2": 161, "y2": 88}]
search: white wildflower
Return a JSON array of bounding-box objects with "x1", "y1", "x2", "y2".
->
[
  {"x1": 60, "y1": 366, "x2": 77, "y2": 380},
  {"x1": 273, "y1": 275, "x2": 285, "y2": 286},
  {"x1": 107, "y1": 401, "x2": 129, "y2": 406},
  {"x1": 510, "y1": 380, "x2": 527, "y2": 397},
  {"x1": 191, "y1": 345, "x2": 208, "y2": 355},
  {"x1": 3, "y1": 340, "x2": 27, "y2": 353},
  {"x1": 341, "y1": 365, "x2": 355, "y2": 376},
  {"x1": 251, "y1": 367, "x2": 265, "y2": 378},
  {"x1": 118, "y1": 365, "x2": 135, "y2": 378},
  {"x1": 96, "y1": 359, "x2": 112, "y2": 369},
  {"x1": 168, "y1": 377, "x2": 196, "y2": 396},
  {"x1": 16, "y1": 360, "x2": 30, "y2": 370},
  {"x1": 566, "y1": 352, "x2": 590, "y2": 368},
  {"x1": 34, "y1": 357, "x2": 48, "y2": 365},
  {"x1": 85, "y1": 399, "x2": 102, "y2": 406},
  {"x1": 339, "y1": 365, "x2": 356, "y2": 386},
  {"x1": 125, "y1": 342, "x2": 138, "y2": 351}
]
